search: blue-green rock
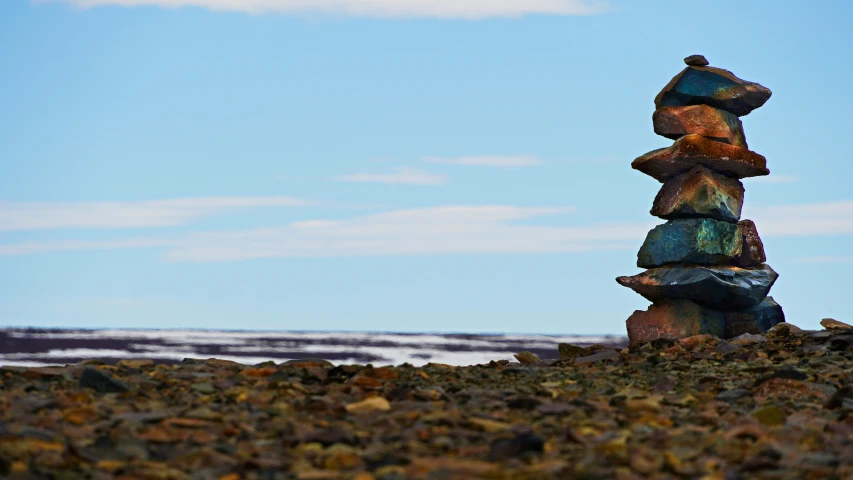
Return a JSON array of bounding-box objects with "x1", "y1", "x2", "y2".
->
[
  {"x1": 724, "y1": 296, "x2": 785, "y2": 337},
  {"x1": 616, "y1": 264, "x2": 778, "y2": 309},
  {"x1": 637, "y1": 218, "x2": 742, "y2": 268},
  {"x1": 655, "y1": 65, "x2": 772, "y2": 117}
]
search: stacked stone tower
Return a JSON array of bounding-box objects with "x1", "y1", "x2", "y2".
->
[{"x1": 617, "y1": 55, "x2": 785, "y2": 348}]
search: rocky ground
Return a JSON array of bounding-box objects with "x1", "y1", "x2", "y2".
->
[{"x1": 2, "y1": 322, "x2": 853, "y2": 480}]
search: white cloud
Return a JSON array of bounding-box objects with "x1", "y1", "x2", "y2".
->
[
  {"x1": 0, "y1": 205, "x2": 649, "y2": 261},
  {"x1": 747, "y1": 175, "x2": 799, "y2": 184},
  {"x1": 422, "y1": 156, "x2": 542, "y2": 168},
  {"x1": 4, "y1": 198, "x2": 853, "y2": 262},
  {"x1": 37, "y1": 0, "x2": 609, "y2": 18},
  {"x1": 0, "y1": 196, "x2": 308, "y2": 232},
  {"x1": 335, "y1": 167, "x2": 447, "y2": 186},
  {"x1": 0, "y1": 238, "x2": 175, "y2": 256},
  {"x1": 743, "y1": 200, "x2": 853, "y2": 237}
]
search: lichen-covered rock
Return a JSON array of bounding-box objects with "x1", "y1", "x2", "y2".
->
[
  {"x1": 633, "y1": 134, "x2": 768, "y2": 182},
  {"x1": 625, "y1": 299, "x2": 725, "y2": 348},
  {"x1": 655, "y1": 65, "x2": 772, "y2": 116},
  {"x1": 637, "y1": 218, "x2": 743, "y2": 268},
  {"x1": 651, "y1": 165, "x2": 744, "y2": 222},
  {"x1": 734, "y1": 220, "x2": 766, "y2": 267},
  {"x1": 723, "y1": 296, "x2": 785, "y2": 337},
  {"x1": 653, "y1": 104, "x2": 747, "y2": 148},
  {"x1": 616, "y1": 264, "x2": 778, "y2": 309}
]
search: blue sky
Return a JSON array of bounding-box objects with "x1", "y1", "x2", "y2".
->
[{"x1": 1, "y1": 0, "x2": 852, "y2": 334}]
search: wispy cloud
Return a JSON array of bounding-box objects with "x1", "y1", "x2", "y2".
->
[
  {"x1": 747, "y1": 175, "x2": 799, "y2": 184},
  {"x1": 37, "y1": 0, "x2": 610, "y2": 18},
  {"x1": 0, "y1": 196, "x2": 308, "y2": 232},
  {"x1": 744, "y1": 200, "x2": 853, "y2": 237},
  {"x1": 422, "y1": 156, "x2": 542, "y2": 168},
  {"x1": 4, "y1": 198, "x2": 853, "y2": 262},
  {"x1": 0, "y1": 205, "x2": 648, "y2": 261},
  {"x1": 335, "y1": 167, "x2": 447, "y2": 186}
]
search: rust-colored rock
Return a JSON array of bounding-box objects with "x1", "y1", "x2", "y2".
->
[
  {"x1": 633, "y1": 134, "x2": 769, "y2": 182},
  {"x1": 655, "y1": 65, "x2": 772, "y2": 116},
  {"x1": 651, "y1": 165, "x2": 744, "y2": 222},
  {"x1": 653, "y1": 104, "x2": 747, "y2": 148},
  {"x1": 625, "y1": 299, "x2": 725, "y2": 348},
  {"x1": 734, "y1": 219, "x2": 766, "y2": 267}
]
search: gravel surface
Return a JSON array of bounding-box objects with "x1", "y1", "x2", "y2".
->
[{"x1": 2, "y1": 323, "x2": 853, "y2": 479}]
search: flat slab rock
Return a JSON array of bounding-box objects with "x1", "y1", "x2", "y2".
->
[
  {"x1": 655, "y1": 64, "x2": 772, "y2": 117},
  {"x1": 616, "y1": 264, "x2": 778, "y2": 309},
  {"x1": 633, "y1": 134, "x2": 769, "y2": 182},
  {"x1": 651, "y1": 165, "x2": 744, "y2": 222},
  {"x1": 653, "y1": 104, "x2": 747, "y2": 148},
  {"x1": 637, "y1": 218, "x2": 743, "y2": 268}
]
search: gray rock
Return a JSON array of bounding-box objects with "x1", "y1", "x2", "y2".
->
[
  {"x1": 617, "y1": 264, "x2": 778, "y2": 309},
  {"x1": 79, "y1": 367, "x2": 130, "y2": 393}
]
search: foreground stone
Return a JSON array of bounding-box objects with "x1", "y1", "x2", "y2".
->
[
  {"x1": 821, "y1": 318, "x2": 853, "y2": 331},
  {"x1": 633, "y1": 134, "x2": 769, "y2": 182},
  {"x1": 655, "y1": 64, "x2": 773, "y2": 116},
  {"x1": 616, "y1": 264, "x2": 778, "y2": 309},
  {"x1": 637, "y1": 218, "x2": 742, "y2": 268},
  {"x1": 653, "y1": 104, "x2": 747, "y2": 148},
  {"x1": 626, "y1": 299, "x2": 725, "y2": 348},
  {"x1": 651, "y1": 165, "x2": 744, "y2": 222},
  {"x1": 723, "y1": 296, "x2": 786, "y2": 337}
]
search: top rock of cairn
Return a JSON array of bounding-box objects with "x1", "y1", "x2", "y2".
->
[
  {"x1": 656, "y1": 55, "x2": 772, "y2": 116},
  {"x1": 683, "y1": 54, "x2": 709, "y2": 66}
]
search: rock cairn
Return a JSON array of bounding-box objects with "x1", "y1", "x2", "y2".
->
[{"x1": 617, "y1": 55, "x2": 785, "y2": 348}]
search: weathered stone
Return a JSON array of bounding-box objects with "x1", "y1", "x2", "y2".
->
[
  {"x1": 633, "y1": 134, "x2": 769, "y2": 182},
  {"x1": 723, "y1": 297, "x2": 785, "y2": 338},
  {"x1": 684, "y1": 54, "x2": 709, "y2": 67},
  {"x1": 821, "y1": 318, "x2": 853, "y2": 331},
  {"x1": 513, "y1": 351, "x2": 540, "y2": 364},
  {"x1": 616, "y1": 264, "x2": 778, "y2": 309},
  {"x1": 734, "y1": 219, "x2": 766, "y2": 267},
  {"x1": 625, "y1": 299, "x2": 725, "y2": 348},
  {"x1": 655, "y1": 65, "x2": 772, "y2": 116},
  {"x1": 637, "y1": 218, "x2": 743, "y2": 268},
  {"x1": 651, "y1": 166, "x2": 744, "y2": 222},
  {"x1": 79, "y1": 367, "x2": 131, "y2": 393},
  {"x1": 653, "y1": 104, "x2": 747, "y2": 148}
]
